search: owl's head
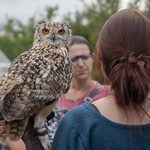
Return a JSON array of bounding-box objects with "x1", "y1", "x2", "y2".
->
[{"x1": 33, "y1": 21, "x2": 72, "y2": 48}]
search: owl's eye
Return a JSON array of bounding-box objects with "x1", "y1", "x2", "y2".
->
[
  {"x1": 58, "y1": 29, "x2": 65, "y2": 35},
  {"x1": 42, "y1": 28, "x2": 49, "y2": 34}
]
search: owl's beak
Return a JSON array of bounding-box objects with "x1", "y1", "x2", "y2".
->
[{"x1": 52, "y1": 33, "x2": 56, "y2": 42}]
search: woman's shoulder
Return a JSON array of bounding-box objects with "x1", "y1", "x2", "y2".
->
[
  {"x1": 93, "y1": 95, "x2": 150, "y2": 126},
  {"x1": 66, "y1": 103, "x2": 95, "y2": 115},
  {"x1": 92, "y1": 83, "x2": 111, "y2": 101},
  {"x1": 63, "y1": 103, "x2": 99, "y2": 123},
  {"x1": 94, "y1": 81, "x2": 110, "y2": 93}
]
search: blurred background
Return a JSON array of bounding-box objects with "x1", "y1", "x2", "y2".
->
[{"x1": 0, "y1": 0, "x2": 149, "y2": 80}]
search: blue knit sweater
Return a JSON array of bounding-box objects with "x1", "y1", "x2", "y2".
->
[{"x1": 52, "y1": 103, "x2": 150, "y2": 150}]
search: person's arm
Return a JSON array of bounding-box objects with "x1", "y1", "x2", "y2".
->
[{"x1": 6, "y1": 139, "x2": 26, "y2": 150}]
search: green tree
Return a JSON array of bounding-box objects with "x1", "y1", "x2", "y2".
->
[
  {"x1": 0, "y1": 17, "x2": 36, "y2": 60},
  {"x1": 125, "y1": 0, "x2": 150, "y2": 17},
  {"x1": 64, "y1": 0, "x2": 120, "y2": 50}
]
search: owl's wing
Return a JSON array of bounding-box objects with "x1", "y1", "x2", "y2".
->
[
  {"x1": 0, "y1": 49, "x2": 39, "y2": 119},
  {"x1": 0, "y1": 46, "x2": 41, "y2": 103},
  {"x1": 1, "y1": 46, "x2": 72, "y2": 122},
  {"x1": 0, "y1": 53, "x2": 28, "y2": 109}
]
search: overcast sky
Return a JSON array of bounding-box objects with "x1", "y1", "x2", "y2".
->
[{"x1": 0, "y1": 0, "x2": 128, "y2": 25}]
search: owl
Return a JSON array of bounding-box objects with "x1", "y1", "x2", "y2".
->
[{"x1": 0, "y1": 21, "x2": 73, "y2": 150}]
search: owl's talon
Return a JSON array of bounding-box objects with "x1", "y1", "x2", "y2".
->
[{"x1": 38, "y1": 134, "x2": 51, "y2": 150}]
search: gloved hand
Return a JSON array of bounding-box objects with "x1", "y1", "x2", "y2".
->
[{"x1": 22, "y1": 111, "x2": 55, "y2": 150}]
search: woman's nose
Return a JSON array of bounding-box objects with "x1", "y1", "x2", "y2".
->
[{"x1": 77, "y1": 58, "x2": 84, "y2": 66}]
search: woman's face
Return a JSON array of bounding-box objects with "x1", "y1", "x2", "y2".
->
[{"x1": 69, "y1": 44, "x2": 93, "y2": 81}]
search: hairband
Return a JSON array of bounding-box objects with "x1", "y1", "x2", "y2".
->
[{"x1": 119, "y1": 52, "x2": 136, "y2": 63}]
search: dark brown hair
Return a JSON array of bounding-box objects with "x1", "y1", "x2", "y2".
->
[
  {"x1": 71, "y1": 35, "x2": 92, "y2": 53},
  {"x1": 94, "y1": 9, "x2": 150, "y2": 107}
]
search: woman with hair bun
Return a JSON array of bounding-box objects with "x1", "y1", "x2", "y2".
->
[{"x1": 51, "y1": 9, "x2": 150, "y2": 150}]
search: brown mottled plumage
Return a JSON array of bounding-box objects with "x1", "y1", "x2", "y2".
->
[{"x1": 0, "y1": 21, "x2": 73, "y2": 149}]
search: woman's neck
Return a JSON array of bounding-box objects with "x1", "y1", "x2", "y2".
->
[
  {"x1": 65, "y1": 78, "x2": 95, "y2": 100},
  {"x1": 94, "y1": 94, "x2": 150, "y2": 125},
  {"x1": 71, "y1": 78, "x2": 94, "y2": 90}
]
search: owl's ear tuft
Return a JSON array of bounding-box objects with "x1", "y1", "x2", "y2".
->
[
  {"x1": 63, "y1": 22, "x2": 71, "y2": 30},
  {"x1": 36, "y1": 20, "x2": 46, "y2": 27}
]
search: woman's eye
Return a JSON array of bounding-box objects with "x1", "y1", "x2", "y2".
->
[
  {"x1": 42, "y1": 28, "x2": 49, "y2": 34},
  {"x1": 82, "y1": 55, "x2": 90, "y2": 60},
  {"x1": 58, "y1": 29, "x2": 65, "y2": 35}
]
